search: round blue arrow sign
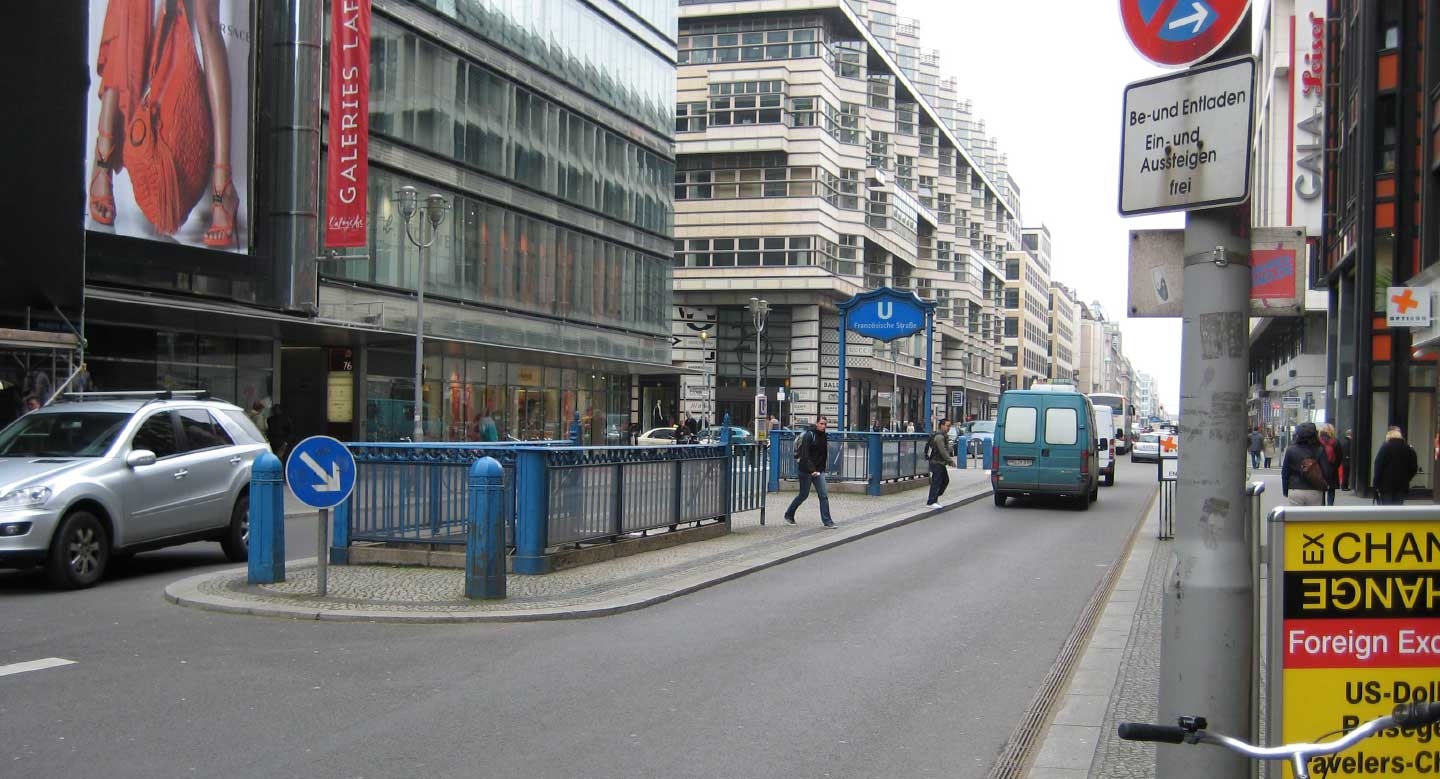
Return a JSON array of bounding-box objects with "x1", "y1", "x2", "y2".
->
[{"x1": 285, "y1": 435, "x2": 357, "y2": 509}]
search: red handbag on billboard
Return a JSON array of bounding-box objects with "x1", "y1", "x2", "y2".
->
[{"x1": 124, "y1": 0, "x2": 213, "y2": 235}]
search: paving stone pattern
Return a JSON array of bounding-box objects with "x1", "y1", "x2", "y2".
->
[
  {"x1": 195, "y1": 470, "x2": 992, "y2": 615},
  {"x1": 1092, "y1": 533, "x2": 1168, "y2": 778}
]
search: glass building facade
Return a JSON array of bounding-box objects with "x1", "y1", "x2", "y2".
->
[{"x1": 317, "y1": 0, "x2": 677, "y2": 443}]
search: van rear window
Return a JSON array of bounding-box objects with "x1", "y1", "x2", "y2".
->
[
  {"x1": 1045, "y1": 408, "x2": 1078, "y2": 445},
  {"x1": 1003, "y1": 407, "x2": 1037, "y2": 444}
]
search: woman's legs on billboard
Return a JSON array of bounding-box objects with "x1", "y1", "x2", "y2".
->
[
  {"x1": 189, "y1": 0, "x2": 237, "y2": 248},
  {"x1": 89, "y1": 89, "x2": 120, "y2": 226}
]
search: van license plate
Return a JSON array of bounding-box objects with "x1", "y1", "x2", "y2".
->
[{"x1": 1007, "y1": 458, "x2": 1033, "y2": 466}]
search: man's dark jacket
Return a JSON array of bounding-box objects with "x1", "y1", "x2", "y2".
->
[
  {"x1": 1373, "y1": 438, "x2": 1419, "y2": 496},
  {"x1": 796, "y1": 427, "x2": 829, "y2": 474}
]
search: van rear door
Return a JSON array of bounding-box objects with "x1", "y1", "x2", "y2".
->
[
  {"x1": 997, "y1": 401, "x2": 1041, "y2": 490},
  {"x1": 1039, "y1": 403, "x2": 1084, "y2": 491}
]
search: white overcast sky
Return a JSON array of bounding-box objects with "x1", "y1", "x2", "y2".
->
[{"x1": 909, "y1": 1, "x2": 1187, "y2": 412}]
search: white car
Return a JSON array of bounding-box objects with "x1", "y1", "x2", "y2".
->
[
  {"x1": 637, "y1": 427, "x2": 681, "y2": 446},
  {"x1": 1131, "y1": 432, "x2": 1162, "y2": 464}
]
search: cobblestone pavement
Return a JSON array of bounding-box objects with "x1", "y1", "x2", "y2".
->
[{"x1": 167, "y1": 468, "x2": 993, "y2": 622}]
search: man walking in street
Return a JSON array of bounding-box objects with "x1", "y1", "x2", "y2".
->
[
  {"x1": 1247, "y1": 425, "x2": 1264, "y2": 469},
  {"x1": 784, "y1": 416, "x2": 836, "y2": 528},
  {"x1": 1373, "y1": 426, "x2": 1420, "y2": 505},
  {"x1": 926, "y1": 417, "x2": 957, "y2": 508}
]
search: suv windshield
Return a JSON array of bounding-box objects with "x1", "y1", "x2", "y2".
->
[
  {"x1": 969, "y1": 421, "x2": 995, "y2": 434},
  {"x1": 0, "y1": 412, "x2": 130, "y2": 457}
]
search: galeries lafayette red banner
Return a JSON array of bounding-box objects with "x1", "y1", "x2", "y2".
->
[{"x1": 325, "y1": 0, "x2": 370, "y2": 248}]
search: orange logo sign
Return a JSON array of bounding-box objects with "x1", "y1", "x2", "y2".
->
[{"x1": 1393, "y1": 288, "x2": 1420, "y2": 314}]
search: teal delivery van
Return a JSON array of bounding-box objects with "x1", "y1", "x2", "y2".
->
[{"x1": 991, "y1": 386, "x2": 1100, "y2": 510}]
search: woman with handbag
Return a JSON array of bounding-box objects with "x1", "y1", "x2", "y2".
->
[{"x1": 89, "y1": 0, "x2": 237, "y2": 248}]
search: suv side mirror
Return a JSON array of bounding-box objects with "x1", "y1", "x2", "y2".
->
[{"x1": 126, "y1": 449, "x2": 157, "y2": 468}]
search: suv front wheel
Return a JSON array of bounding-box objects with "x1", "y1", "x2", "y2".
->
[{"x1": 47, "y1": 510, "x2": 109, "y2": 589}]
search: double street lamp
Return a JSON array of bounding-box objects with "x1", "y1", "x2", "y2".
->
[
  {"x1": 748, "y1": 297, "x2": 770, "y2": 440},
  {"x1": 394, "y1": 185, "x2": 450, "y2": 442}
]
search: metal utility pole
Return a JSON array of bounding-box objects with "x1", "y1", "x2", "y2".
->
[
  {"x1": 1156, "y1": 23, "x2": 1254, "y2": 779},
  {"x1": 394, "y1": 186, "x2": 450, "y2": 443},
  {"x1": 748, "y1": 298, "x2": 770, "y2": 440}
]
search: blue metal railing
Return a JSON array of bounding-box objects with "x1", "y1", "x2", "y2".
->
[
  {"x1": 768, "y1": 430, "x2": 931, "y2": 495},
  {"x1": 729, "y1": 441, "x2": 770, "y2": 518}
]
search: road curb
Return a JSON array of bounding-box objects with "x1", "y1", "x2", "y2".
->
[{"x1": 164, "y1": 486, "x2": 993, "y2": 623}]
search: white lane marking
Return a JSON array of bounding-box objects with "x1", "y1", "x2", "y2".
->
[{"x1": 0, "y1": 657, "x2": 76, "y2": 677}]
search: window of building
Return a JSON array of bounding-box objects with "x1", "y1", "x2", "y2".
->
[
  {"x1": 788, "y1": 96, "x2": 818, "y2": 127},
  {"x1": 680, "y1": 23, "x2": 822, "y2": 64},
  {"x1": 867, "y1": 76, "x2": 892, "y2": 110},
  {"x1": 833, "y1": 102, "x2": 863, "y2": 144},
  {"x1": 896, "y1": 155, "x2": 915, "y2": 192},
  {"x1": 833, "y1": 40, "x2": 865, "y2": 78},
  {"x1": 896, "y1": 102, "x2": 916, "y2": 135},
  {"x1": 676, "y1": 102, "x2": 707, "y2": 133},
  {"x1": 920, "y1": 127, "x2": 936, "y2": 158},
  {"x1": 1005, "y1": 258, "x2": 1020, "y2": 280},
  {"x1": 869, "y1": 131, "x2": 891, "y2": 170},
  {"x1": 1377, "y1": 94, "x2": 1398, "y2": 172},
  {"x1": 1379, "y1": 0, "x2": 1401, "y2": 49},
  {"x1": 1004, "y1": 289, "x2": 1019, "y2": 308},
  {"x1": 709, "y1": 81, "x2": 785, "y2": 126},
  {"x1": 675, "y1": 236, "x2": 819, "y2": 267}
]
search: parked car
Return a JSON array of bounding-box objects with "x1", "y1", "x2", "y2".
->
[
  {"x1": 962, "y1": 420, "x2": 995, "y2": 457},
  {"x1": 1131, "y1": 432, "x2": 1163, "y2": 464},
  {"x1": 637, "y1": 427, "x2": 681, "y2": 446},
  {"x1": 991, "y1": 388, "x2": 1100, "y2": 510},
  {"x1": 696, "y1": 426, "x2": 754, "y2": 444},
  {"x1": 0, "y1": 391, "x2": 268, "y2": 588}
]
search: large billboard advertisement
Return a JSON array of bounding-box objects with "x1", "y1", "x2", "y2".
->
[{"x1": 84, "y1": 0, "x2": 253, "y2": 253}]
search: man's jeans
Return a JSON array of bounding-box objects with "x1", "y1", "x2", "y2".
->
[
  {"x1": 926, "y1": 463, "x2": 950, "y2": 504},
  {"x1": 786, "y1": 472, "x2": 834, "y2": 525},
  {"x1": 1250, "y1": 451, "x2": 1261, "y2": 468}
]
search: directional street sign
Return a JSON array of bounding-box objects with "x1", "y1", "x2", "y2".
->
[
  {"x1": 1119, "y1": 56, "x2": 1255, "y2": 216},
  {"x1": 1120, "y1": 0, "x2": 1252, "y2": 68},
  {"x1": 285, "y1": 435, "x2": 357, "y2": 509}
]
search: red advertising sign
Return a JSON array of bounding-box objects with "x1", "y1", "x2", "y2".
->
[
  {"x1": 1251, "y1": 248, "x2": 1298, "y2": 300},
  {"x1": 324, "y1": 0, "x2": 371, "y2": 248},
  {"x1": 1119, "y1": 0, "x2": 1252, "y2": 68}
]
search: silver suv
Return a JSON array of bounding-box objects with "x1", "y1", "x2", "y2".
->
[{"x1": 0, "y1": 392, "x2": 269, "y2": 588}]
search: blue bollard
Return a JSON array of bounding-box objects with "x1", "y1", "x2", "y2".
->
[
  {"x1": 513, "y1": 448, "x2": 550, "y2": 574},
  {"x1": 866, "y1": 431, "x2": 883, "y2": 496},
  {"x1": 247, "y1": 453, "x2": 285, "y2": 584},
  {"x1": 768, "y1": 429, "x2": 788, "y2": 493},
  {"x1": 982, "y1": 442, "x2": 994, "y2": 470},
  {"x1": 957, "y1": 435, "x2": 968, "y2": 469},
  {"x1": 330, "y1": 497, "x2": 351, "y2": 564},
  {"x1": 466, "y1": 457, "x2": 506, "y2": 599}
]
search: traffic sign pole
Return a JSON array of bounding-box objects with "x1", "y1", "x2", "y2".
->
[
  {"x1": 284, "y1": 436, "x2": 358, "y2": 599},
  {"x1": 317, "y1": 507, "x2": 329, "y2": 597},
  {"x1": 1155, "y1": 15, "x2": 1255, "y2": 779}
]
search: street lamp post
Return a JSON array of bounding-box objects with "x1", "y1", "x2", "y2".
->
[
  {"x1": 394, "y1": 185, "x2": 450, "y2": 442},
  {"x1": 748, "y1": 297, "x2": 770, "y2": 440},
  {"x1": 699, "y1": 329, "x2": 712, "y2": 425}
]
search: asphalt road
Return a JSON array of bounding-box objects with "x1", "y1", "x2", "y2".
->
[{"x1": 1, "y1": 461, "x2": 1158, "y2": 778}]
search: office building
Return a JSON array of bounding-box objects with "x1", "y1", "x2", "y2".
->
[{"x1": 670, "y1": 0, "x2": 1015, "y2": 430}]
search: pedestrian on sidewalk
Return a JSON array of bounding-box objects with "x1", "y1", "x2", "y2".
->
[
  {"x1": 1262, "y1": 428, "x2": 1276, "y2": 468},
  {"x1": 1340, "y1": 429, "x2": 1354, "y2": 490},
  {"x1": 1280, "y1": 421, "x2": 1327, "y2": 506},
  {"x1": 783, "y1": 416, "x2": 836, "y2": 528},
  {"x1": 1373, "y1": 426, "x2": 1420, "y2": 505},
  {"x1": 1247, "y1": 426, "x2": 1264, "y2": 469},
  {"x1": 1319, "y1": 423, "x2": 1343, "y2": 505},
  {"x1": 925, "y1": 418, "x2": 957, "y2": 508}
]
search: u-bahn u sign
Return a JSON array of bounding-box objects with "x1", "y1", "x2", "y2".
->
[{"x1": 840, "y1": 287, "x2": 931, "y2": 342}]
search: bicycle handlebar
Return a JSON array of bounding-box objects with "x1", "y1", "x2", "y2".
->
[
  {"x1": 1392, "y1": 702, "x2": 1440, "y2": 729},
  {"x1": 1116, "y1": 723, "x2": 1187, "y2": 744},
  {"x1": 1119, "y1": 703, "x2": 1440, "y2": 776}
]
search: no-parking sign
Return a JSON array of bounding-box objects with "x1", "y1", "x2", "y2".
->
[{"x1": 1120, "y1": 0, "x2": 1252, "y2": 68}]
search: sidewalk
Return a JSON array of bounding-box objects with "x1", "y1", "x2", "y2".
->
[
  {"x1": 1028, "y1": 468, "x2": 1374, "y2": 777},
  {"x1": 166, "y1": 467, "x2": 994, "y2": 622}
]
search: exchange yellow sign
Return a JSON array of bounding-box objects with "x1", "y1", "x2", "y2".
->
[{"x1": 1277, "y1": 516, "x2": 1440, "y2": 777}]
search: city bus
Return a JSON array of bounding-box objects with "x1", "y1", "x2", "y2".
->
[{"x1": 1088, "y1": 393, "x2": 1131, "y2": 454}]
